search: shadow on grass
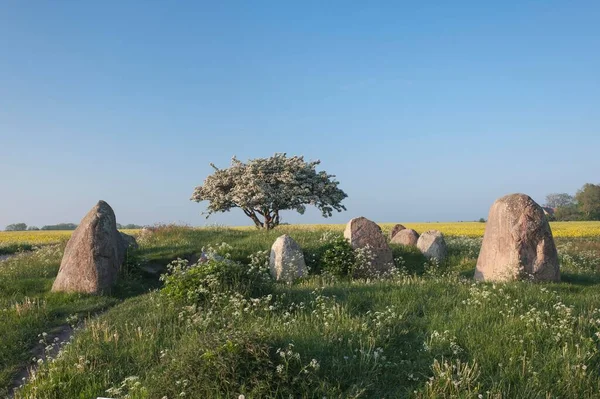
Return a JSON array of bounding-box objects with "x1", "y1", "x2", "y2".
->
[
  {"x1": 460, "y1": 269, "x2": 475, "y2": 279},
  {"x1": 560, "y1": 272, "x2": 600, "y2": 286},
  {"x1": 390, "y1": 244, "x2": 428, "y2": 274},
  {"x1": 453, "y1": 269, "x2": 600, "y2": 287},
  {"x1": 0, "y1": 278, "x2": 53, "y2": 296},
  {"x1": 112, "y1": 274, "x2": 163, "y2": 299}
]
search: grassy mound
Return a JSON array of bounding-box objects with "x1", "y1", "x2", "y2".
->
[{"x1": 3, "y1": 226, "x2": 600, "y2": 398}]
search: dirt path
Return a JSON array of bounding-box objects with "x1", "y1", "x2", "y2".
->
[
  {"x1": 0, "y1": 254, "x2": 15, "y2": 262},
  {"x1": 7, "y1": 323, "x2": 76, "y2": 397}
]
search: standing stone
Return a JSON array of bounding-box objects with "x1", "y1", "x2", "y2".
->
[
  {"x1": 417, "y1": 230, "x2": 447, "y2": 261},
  {"x1": 52, "y1": 201, "x2": 127, "y2": 294},
  {"x1": 344, "y1": 217, "x2": 394, "y2": 274},
  {"x1": 269, "y1": 235, "x2": 307, "y2": 282},
  {"x1": 390, "y1": 224, "x2": 407, "y2": 239},
  {"x1": 119, "y1": 232, "x2": 138, "y2": 253},
  {"x1": 391, "y1": 229, "x2": 419, "y2": 246},
  {"x1": 475, "y1": 193, "x2": 560, "y2": 282}
]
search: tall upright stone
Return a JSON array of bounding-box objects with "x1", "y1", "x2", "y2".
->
[
  {"x1": 475, "y1": 193, "x2": 560, "y2": 282},
  {"x1": 344, "y1": 217, "x2": 394, "y2": 274},
  {"x1": 417, "y1": 230, "x2": 447, "y2": 261},
  {"x1": 52, "y1": 201, "x2": 131, "y2": 294},
  {"x1": 269, "y1": 235, "x2": 307, "y2": 282}
]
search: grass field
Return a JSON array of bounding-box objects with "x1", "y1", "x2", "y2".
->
[
  {"x1": 2, "y1": 224, "x2": 600, "y2": 398},
  {"x1": 1, "y1": 222, "x2": 600, "y2": 251}
]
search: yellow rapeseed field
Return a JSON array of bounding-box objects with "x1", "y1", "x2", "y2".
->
[
  {"x1": 1, "y1": 222, "x2": 599, "y2": 247},
  {"x1": 0, "y1": 230, "x2": 140, "y2": 246},
  {"x1": 271, "y1": 221, "x2": 600, "y2": 238},
  {"x1": 392, "y1": 222, "x2": 600, "y2": 238}
]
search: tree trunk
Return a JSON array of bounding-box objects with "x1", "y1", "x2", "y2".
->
[
  {"x1": 264, "y1": 211, "x2": 274, "y2": 230},
  {"x1": 243, "y1": 208, "x2": 280, "y2": 229},
  {"x1": 243, "y1": 208, "x2": 264, "y2": 229}
]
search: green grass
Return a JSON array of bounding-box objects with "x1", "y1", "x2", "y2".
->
[
  {"x1": 0, "y1": 243, "x2": 34, "y2": 256},
  {"x1": 4, "y1": 226, "x2": 600, "y2": 398},
  {"x1": 0, "y1": 245, "x2": 159, "y2": 397}
]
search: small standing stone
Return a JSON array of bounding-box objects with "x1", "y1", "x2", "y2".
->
[
  {"x1": 269, "y1": 235, "x2": 307, "y2": 282},
  {"x1": 119, "y1": 232, "x2": 138, "y2": 253},
  {"x1": 417, "y1": 230, "x2": 447, "y2": 261},
  {"x1": 390, "y1": 224, "x2": 407, "y2": 239},
  {"x1": 391, "y1": 229, "x2": 419, "y2": 246},
  {"x1": 475, "y1": 193, "x2": 560, "y2": 282},
  {"x1": 344, "y1": 217, "x2": 394, "y2": 274}
]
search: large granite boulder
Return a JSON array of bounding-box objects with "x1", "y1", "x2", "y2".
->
[
  {"x1": 390, "y1": 224, "x2": 406, "y2": 239},
  {"x1": 269, "y1": 235, "x2": 307, "y2": 282},
  {"x1": 417, "y1": 230, "x2": 447, "y2": 261},
  {"x1": 52, "y1": 201, "x2": 131, "y2": 294},
  {"x1": 391, "y1": 228, "x2": 419, "y2": 246},
  {"x1": 344, "y1": 217, "x2": 394, "y2": 274},
  {"x1": 475, "y1": 193, "x2": 560, "y2": 282}
]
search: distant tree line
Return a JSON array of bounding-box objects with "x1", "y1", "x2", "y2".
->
[
  {"x1": 41, "y1": 223, "x2": 78, "y2": 230},
  {"x1": 545, "y1": 183, "x2": 600, "y2": 221},
  {"x1": 4, "y1": 222, "x2": 144, "y2": 231},
  {"x1": 4, "y1": 223, "x2": 28, "y2": 231}
]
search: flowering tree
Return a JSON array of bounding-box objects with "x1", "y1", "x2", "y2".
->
[
  {"x1": 544, "y1": 193, "x2": 575, "y2": 209},
  {"x1": 191, "y1": 154, "x2": 347, "y2": 229}
]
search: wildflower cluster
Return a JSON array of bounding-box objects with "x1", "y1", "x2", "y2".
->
[
  {"x1": 423, "y1": 358, "x2": 482, "y2": 397},
  {"x1": 446, "y1": 236, "x2": 482, "y2": 259},
  {"x1": 106, "y1": 376, "x2": 148, "y2": 399},
  {"x1": 557, "y1": 240, "x2": 600, "y2": 273},
  {"x1": 424, "y1": 330, "x2": 464, "y2": 356},
  {"x1": 160, "y1": 246, "x2": 273, "y2": 305},
  {"x1": 274, "y1": 343, "x2": 321, "y2": 381}
]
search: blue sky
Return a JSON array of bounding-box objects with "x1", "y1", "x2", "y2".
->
[{"x1": 1, "y1": 1, "x2": 599, "y2": 228}]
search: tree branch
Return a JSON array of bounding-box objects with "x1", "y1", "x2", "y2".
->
[{"x1": 243, "y1": 207, "x2": 264, "y2": 228}]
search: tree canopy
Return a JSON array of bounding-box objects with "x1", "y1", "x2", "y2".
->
[
  {"x1": 544, "y1": 183, "x2": 600, "y2": 221},
  {"x1": 575, "y1": 184, "x2": 600, "y2": 220},
  {"x1": 5, "y1": 223, "x2": 27, "y2": 231},
  {"x1": 544, "y1": 193, "x2": 575, "y2": 209},
  {"x1": 191, "y1": 154, "x2": 347, "y2": 229}
]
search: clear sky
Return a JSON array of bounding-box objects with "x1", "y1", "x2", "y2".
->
[{"x1": 1, "y1": 1, "x2": 599, "y2": 228}]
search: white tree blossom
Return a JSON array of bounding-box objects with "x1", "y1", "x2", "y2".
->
[
  {"x1": 191, "y1": 154, "x2": 347, "y2": 229},
  {"x1": 544, "y1": 193, "x2": 576, "y2": 209}
]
